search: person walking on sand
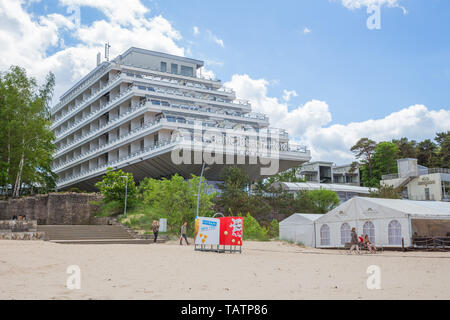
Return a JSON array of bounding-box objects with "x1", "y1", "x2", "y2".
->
[
  {"x1": 152, "y1": 220, "x2": 160, "y2": 243},
  {"x1": 180, "y1": 222, "x2": 189, "y2": 246},
  {"x1": 349, "y1": 227, "x2": 360, "y2": 254}
]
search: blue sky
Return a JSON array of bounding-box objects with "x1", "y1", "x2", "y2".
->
[{"x1": 2, "y1": 0, "x2": 449, "y2": 163}]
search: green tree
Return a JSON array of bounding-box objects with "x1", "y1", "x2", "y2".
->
[
  {"x1": 372, "y1": 141, "x2": 399, "y2": 184},
  {"x1": 435, "y1": 132, "x2": 450, "y2": 168},
  {"x1": 307, "y1": 189, "x2": 340, "y2": 214},
  {"x1": 267, "y1": 166, "x2": 306, "y2": 183},
  {"x1": 368, "y1": 185, "x2": 401, "y2": 199},
  {"x1": 392, "y1": 137, "x2": 417, "y2": 159},
  {"x1": 351, "y1": 138, "x2": 377, "y2": 186},
  {"x1": 139, "y1": 174, "x2": 215, "y2": 234},
  {"x1": 0, "y1": 66, "x2": 56, "y2": 197},
  {"x1": 95, "y1": 168, "x2": 138, "y2": 210},
  {"x1": 216, "y1": 167, "x2": 251, "y2": 216},
  {"x1": 417, "y1": 139, "x2": 439, "y2": 168}
]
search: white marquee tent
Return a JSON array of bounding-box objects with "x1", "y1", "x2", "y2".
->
[
  {"x1": 279, "y1": 197, "x2": 450, "y2": 249},
  {"x1": 279, "y1": 214, "x2": 323, "y2": 247},
  {"x1": 315, "y1": 197, "x2": 450, "y2": 248}
]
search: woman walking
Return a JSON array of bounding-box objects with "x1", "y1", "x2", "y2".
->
[
  {"x1": 180, "y1": 222, "x2": 189, "y2": 246},
  {"x1": 152, "y1": 220, "x2": 160, "y2": 243}
]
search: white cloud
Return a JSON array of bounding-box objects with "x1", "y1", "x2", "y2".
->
[
  {"x1": 193, "y1": 26, "x2": 199, "y2": 35},
  {"x1": 0, "y1": 0, "x2": 186, "y2": 103},
  {"x1": 225, "y1": 74, "x2": 450, "y2": 165},
  {"x1": 207, "y1": 30, "x2": 225, "y2": 48},
  {"x1": 197, "y1": 67, "x2": 216, "y2": 81},
  {"x1": 60, "y1": 0, "x2": 150, "y2": 26},
  {"x1": 336, "y1": 0, "x2": 407, "y2": 14},
  {"x1": 303, "y1": 27, "x2": 311, "y2": 34},
  {"x1": 283, "y1": 89, "x2": 298, "y2": 102}
]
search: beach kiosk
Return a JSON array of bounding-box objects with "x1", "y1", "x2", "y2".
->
[{"x1": 195, "y1": 214, "x2": 243, "y2": 253}]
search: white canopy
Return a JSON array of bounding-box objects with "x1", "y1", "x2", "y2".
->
[
  {"x1": 315, "y1": 197, "x2": 450, "y2": 248},
  {"x1": 279, "y1": 214, "x2": 323, "y2": 247}
]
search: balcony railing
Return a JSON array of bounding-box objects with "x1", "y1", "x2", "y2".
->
[
  {"x1": 55, "y1": 86, "x2": 135, "y2": 141},
  {"x1": 52, "y1": 63, "x2": 113, "y2": 114},
  {"x1": 53, "y1": 118, "x2": 167, "y2": 172},
  {"x1": 428, "y1": 168, "x2": 450, "y2": 174},
  {"x1": 55, "y1": 101, "x2": 270, "y2": 158},
  {"x1": 151, "y1": 100, "x2": 268, "y2": 122},
  {"x1": 122, "y1": 62, "x2": 220, "y2": 83},
  {"x1": 136, "y1": 84, "x2": 250, "y2": 109},
  {"x1": 57, "y1": 139, "x2": 177, "y2": 187},
  {"x1": 124, "y1": 71, "x2": 234, "y2": 95},
  {"x1": 52, "y1": 73, "x2": 123, "y2": 128},
  {"x1": 54, "y1": 100, "x2": 149, "y2": 156},
  {"x1": 177, "y1": 135, "x2": 309, "y2": 154},
  {"x1": 382, "y1": 168, "x2": 450, "y2": 180}
]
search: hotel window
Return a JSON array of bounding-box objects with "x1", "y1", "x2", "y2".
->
[
  {"x1": 171, "y1": 63, "x2": 178, "y2": 74},
  {"x1": 161, "y1": 62, "x2": 167, "y2": 73},
  {"x1": 181, "y1": 66, "x2": 194, "y2": 77},
  {"x1": 320, "y1": 224, "x2": 330, "y2": 246}
]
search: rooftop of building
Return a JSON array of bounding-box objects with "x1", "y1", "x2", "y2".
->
[{"x1": 59, "y1": 47, "x2": 205, "y2": 103}]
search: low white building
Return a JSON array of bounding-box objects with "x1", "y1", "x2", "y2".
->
[
  {"x1": 382, "y1": 158, "x2": 450, "y2": 202},
  {"x1": 274, "y1": 182, "x2": 375, "y2": 203},
  {"x1": 279, "y1": 214, "x2": 323, "y2": 247}
]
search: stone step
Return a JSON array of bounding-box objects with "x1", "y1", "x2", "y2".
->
[
  {"x1": 37, "y1": 225, "x2": 168, "y2": 243},
  {"x1": 49, "y1": 239, "x2": 164, "y2": 245},
  {"x1": 38, "y1": 225, "x2": 134, "y2": 241}
]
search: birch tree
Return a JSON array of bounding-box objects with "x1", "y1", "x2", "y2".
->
[{"x1": 0, "y1": 66, "x2": 56, "y2": 198}]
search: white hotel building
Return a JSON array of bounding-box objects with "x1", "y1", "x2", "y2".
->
[{"x1": 51, "y1": 48, "x2": 311, "y2": 191}]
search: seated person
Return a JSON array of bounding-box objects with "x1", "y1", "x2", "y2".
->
[
  {"x1": 364, "y1": 235, "x2": 377, "y2": 253},
  {"x1": 12, "y1": 214, "x2": 18, "y2": 221}
]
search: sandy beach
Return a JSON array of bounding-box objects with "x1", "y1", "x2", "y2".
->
[{"x1": 0, "y1": 240, "x2": 449, "y2": 300}]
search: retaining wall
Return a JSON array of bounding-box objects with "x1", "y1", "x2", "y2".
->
[{"x1": 0, "y1": 193, "x2": 102, "y2": 225}]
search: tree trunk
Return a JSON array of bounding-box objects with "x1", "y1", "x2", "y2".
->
[{"x1": 12, "y1": 136, "x2": 25, "y2": 198}]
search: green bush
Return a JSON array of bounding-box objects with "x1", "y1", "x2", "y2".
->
[
  {"x1": 242, "y1": 213, "x2": 270, "y2": 241},
  {"x1": 268, "y1": 219, "x2": 279, "y2": 239},
  {"x1": 94, "y1": 200, "x2": 122, "y2": 217},
  {"x1": 95, "y1": 168, "x2": 138, "y2": 210}
]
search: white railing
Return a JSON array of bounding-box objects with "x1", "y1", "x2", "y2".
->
[
  {"x1": 177, "y1": 135, "x2": 309, "y2": 154},
  {"x1": 122, "y1": 63, "x2": 220, "y2": 82},
  {"x1": 55, "y1": 86, "x2": 135, "y2": 141},
  {"x1": 52, "y1": 73, "x2": 123, "y2": 128},
  {"x1": 53, "y1": 118, "x2": 166, "y2": 172},
  {"x1": 52, "y1": 63, "x2": 113, "y2": 114},
  {"x1": 124, "y1": 71, "x2": 234, "y2": 95},
  {"x1": 54, "y1": 100, "x2": 150, "y2": 156},
  {"x1": 57, "y1": 139, "x2": 177, "y2": 187},
  {"x1": 54, "y1": 100, "x2": 270, "y2": 159},
  {"x1": 135, "y1": 83, "x2": 250, "y2": 110},
  {"x1": 151, "y1": 100, "x2": 268, "y2": 122}
]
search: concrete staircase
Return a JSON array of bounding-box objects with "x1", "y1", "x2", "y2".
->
[{"x1": 37, "y1": 225, "x2": 164, "y2": 244}]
